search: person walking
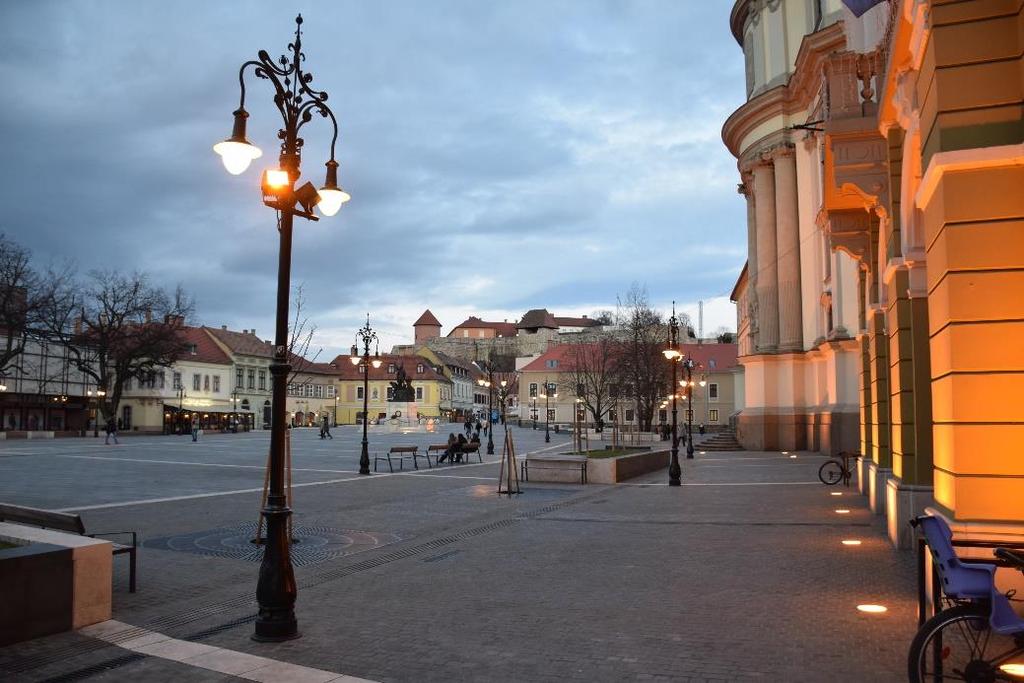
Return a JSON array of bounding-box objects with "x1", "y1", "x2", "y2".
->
[
  {"x1": 191, "y1": 415, "x2": 200, "y2": 442},
  {"x1": 104, "y1": 416, "x2": 118, "y2": 445},
  {"x1": 322, "y1": 415, "x2": 333, "y2": 440}
]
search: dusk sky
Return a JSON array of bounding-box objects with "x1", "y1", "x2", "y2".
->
[{"x1": 0, "y1": 1, "x2": 746, "y2": 358}]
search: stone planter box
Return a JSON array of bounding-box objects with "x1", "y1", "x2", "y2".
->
[
  {"x1": 0, "y1": 523, "x2": 112, "y2": 646},
  {"x1": 523, "y1": 448, "x2": 670, "y2": 485},
  {"x1": 586, "y1": 449, "x2": 670, "y2": 484}
]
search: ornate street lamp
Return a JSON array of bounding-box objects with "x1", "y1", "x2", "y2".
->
[
  {"x1": 350, "y1": 314, "x2": 381, "y2": 475},
  {"x1": 530, "y1": 397, "x2": 537, "y2": 429},
  {"x1": 663, "y1": 301, "x2": 682, "y2": 486},
  {"x1": 680, "y1": 357, "x2": 700, "y2": 459},
  {"x1": 475, "y1": 373, "x2": 494, "y2": 454},
  {"x1": 214, "y1": 15, "x2": 350, "y2": 643}
]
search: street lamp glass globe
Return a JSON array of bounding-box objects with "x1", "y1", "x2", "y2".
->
[
  {"x1": 350, "y1": 356, "x2": 361, "y2": 366},
  {"x1": 317, "y1": 188, "x2": 351, "y2": 217},
  {"x1": 371, "y1": 358, "x2": 382, "y2": 369},
  {"x1": 699, "y1": 380, "x2": 707, "y2": 387},
  {"x1": 213, "y1": 140, "x2": 262, "y2": 175}
]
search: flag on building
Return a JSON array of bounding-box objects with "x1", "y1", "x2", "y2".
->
[{"x1": 841, "y1": 0, "x2": 887, "y2": 17}]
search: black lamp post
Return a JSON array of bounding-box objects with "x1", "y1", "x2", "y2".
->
[
  {"x1": 663, "y1": 302, "x2": 682, "y2": 486},
  {"x1": 681, "y1": 357, "x2": 698, "y2": 459},
  {"x1": 350, "y1": 314, "x2": 381, "y2": 475},
  {"x1": 231, "y1": 388, "x2": 240, "y2": 433},
  {"x1": 474, "y1": 359, "x2": 498, "y2": 455},
  {"x1": 539, "y1": 380, "x2": 557, "y2": 443},
  {"x1": 214, "y1": 15, "x2": 350, "y2": 643},
  {"x1": 531, "y1": 397, "x2": 537, "y2": 429}
]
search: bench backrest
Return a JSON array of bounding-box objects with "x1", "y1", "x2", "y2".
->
[
  {"x1": 0, "y1": 503, "x2": 85, "y2": 534},
  {"x1": 390, "y1": 446, "x2": 418, "y2": 453},
  {"x1": 427, "y1": 445, "x2": 448, "y2": 451},
  {"x1": 463, "y1": 443, "x2": 480, "y2": 452}
]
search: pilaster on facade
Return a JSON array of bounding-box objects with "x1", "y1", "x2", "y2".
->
[
  {"x1": 771, "y1": 143, "x2": 803, "y2": 352},
  {"x1": 751, "y1": 153, "x2": 780, "y2": 354}
]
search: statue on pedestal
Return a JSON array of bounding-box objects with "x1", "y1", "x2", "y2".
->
[{"x1": 389, "y1": 364, "x2": 415, "y2": 402}]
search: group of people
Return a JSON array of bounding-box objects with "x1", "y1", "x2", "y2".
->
[
  {"x1": 438, "y1": 428, "x2": 481, "y2": 464},
  {"x1": 463, "y1": 417, "x2": 487, "y2": 437}
]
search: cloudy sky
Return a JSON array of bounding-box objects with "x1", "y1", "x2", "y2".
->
[{"x1": 0, "y1": 1, "x2": 746, "y2": 358}]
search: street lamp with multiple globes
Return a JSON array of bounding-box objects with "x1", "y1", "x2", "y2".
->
[
  {"x1": 213, "y1": 14, "x2": 351, "y2": 643},
  {"x1": 538, "y1": 380, "x2": 557, "y2": 443},
  {"x1": 350, "y1": 314, "x2": 381, "y2": 475},
  {"x1": 86, "y1": 388, "x2": 106, "y2": 438},
  {"x1": 662, "y1": 301, "x2": 683, "y2": 486}
]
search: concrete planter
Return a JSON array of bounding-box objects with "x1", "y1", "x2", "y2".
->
[
  {"x1": 586, "y1": 449, "x2": 670, "y2": 484},
  {"x1": 0, "y1": 523, "x2": 112, "y2": 646},
  {"x1": 523, "y1": 448, "x2": 670, "y2": 485}
]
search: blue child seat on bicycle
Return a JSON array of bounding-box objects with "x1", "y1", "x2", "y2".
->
[{"x1": 914, "y1": 514, "x2": 1024, "y2": 635}]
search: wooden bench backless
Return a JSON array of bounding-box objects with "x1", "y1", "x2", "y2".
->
[{"x1": 0, "y1": 502, "x2": 137, "y2": 592}]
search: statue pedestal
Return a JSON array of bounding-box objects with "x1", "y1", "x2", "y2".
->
[{"x1": 385, "y1": 402, "x2": 420, "y2": 432}]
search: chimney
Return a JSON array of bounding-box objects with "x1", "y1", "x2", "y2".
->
[
  {"x1": 582, "y1": 314, "x2": 588, "y2": 319},
  {"x1": 221, "y1": 325, "x2": 227, "y2": 330},
  {"x1": 250, "y1": 328, "x2": 256, "y2": 336}
]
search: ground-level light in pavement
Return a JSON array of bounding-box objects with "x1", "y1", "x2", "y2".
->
[
  {"x1": 999, "y1": 663, "x2": 1024, "y2": 678},
  {"x1": 782, "y1": 451, "x2": 789, "y2": 455},
  {"x1": 700, "y1": 451, "x2": 706, "y2": 455},
  {"x1": 789, "y1": 455, "x2": 797, "y2": 459},
  {"x1": 856, "y1": 604, "x2": 887, "y2": 614},
  {"x1": 835, "y1": 509, "x2": 851, "y2": 514},
  {"x1": 841, "y1": 540, "x2": 862, "y2": 546},
  {"x1": 831, "y1": 491, "x2": 843, "y2": 496}
]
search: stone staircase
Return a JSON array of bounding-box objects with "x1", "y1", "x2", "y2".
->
[{"x1": 695, "y1": 428, "x2": 743, "y2": 451}]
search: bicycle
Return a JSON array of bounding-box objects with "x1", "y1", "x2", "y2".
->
[
  {"x1": 908, "y1": 514, "x2": 1024, "y2": 682},
  {"x1": 817, "y1": 450, "x2": 854, "y2": 486}
]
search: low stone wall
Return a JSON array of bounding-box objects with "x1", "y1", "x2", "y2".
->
[
  {"x1": 523, "y1": 449, "x2": 670, "y2": 485},
  {"x1": 0, "y1": 523, "x2": 112, "y2": 646},
  {"x1": 587, "y1": 449, "x2": 670, "y2": 484}
]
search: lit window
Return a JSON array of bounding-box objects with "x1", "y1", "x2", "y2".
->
[
  {"x1": 709, "y1": 409, "x2": 719, "y2": 422},
  {"x1": 388, "y1": 363, "x2": 395, "y2": 373},
  {"x1": 417, "y1": 364, "x2": 424, "y2": 373}
]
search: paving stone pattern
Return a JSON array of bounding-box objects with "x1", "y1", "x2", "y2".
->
[{"x1": 0, "y1": 429, "x2": 916, "y2": 681}]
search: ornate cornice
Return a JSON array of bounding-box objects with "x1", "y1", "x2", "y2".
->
[{"x1": 722, "y1": 21, "x2": 848, "y2": 159}]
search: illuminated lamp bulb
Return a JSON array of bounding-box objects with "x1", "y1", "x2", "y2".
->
[
  {"x1": 317, "y1": 161, "x2": 351, "y2": 217},
  {"x1": 213, "y1": 110, "x2": 262, "y2": 175}
]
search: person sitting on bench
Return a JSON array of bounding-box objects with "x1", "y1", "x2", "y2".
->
[
  {"x1": 438, "y1": 433, "x2": 458, "y2": 464},
  {"x1": 454, "y1": 433, "x2": 468, "y2": 463}
]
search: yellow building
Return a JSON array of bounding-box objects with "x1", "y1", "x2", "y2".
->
[
  {"x1": 331, "y1": 353, "x2": 451, "y2": 424},
  {"x1": 725, "y1": 0, "x2": 1024, "y2": 548}
]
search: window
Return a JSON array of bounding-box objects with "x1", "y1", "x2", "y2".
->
[
  {"x1": 416, "y1": 387, "x2": 423, "y2": 400},
  {"x1": 545, "y1": 359, "x2": 558, "y2": 369},
  {"x1": 387, "y1": 387, "x2": 394, "y2": 400},
  {"x1": 203, "y1": 375, "x2": 210, "y2": 391},
  {"x1": 709, "y1": 383, "x2": 719, "y2": 401},
  {"x1": 357, "y1": 386, "x2": 364, "y2": 399},
  {"x1": 685, "y1": 409, "x2": 694, "y2": 422},
  {"x1": 547, "y1": 408, "x2": 556, "y2": 421},
  {"x1": 609, "y1": 408, "x2": 617, "y2": 422},
  {"x1": 388, "y1": 363, "x2": 395, "y2": 373},
  {"x1": 709, "y1": 409, "x2": 719, "y2": 423},
  {"x1": 193, "y1": 374, "x2": 201, "y2": 391},
  {"x1": 173, "y1": 372, "x2": 182, "y2": 390},
  {"x1": 188, "y1": 343, "x2": 197, "y2": 355},
  {"x1": 247, "y1": 369, "x2": 255, "y2": 389},
  {"x1": 258, "y1": 370, "x2": 266, "y2": 390},
  {"x1": 213, "y1": 376, "x2": 220, "y2": 393},
  {"x1": 416, "y1": 364, "x2": 424, "y2": 374},
  {"x1": 478, "y1": 330, "x2": 485, "y2": 338},
  {"x1": 625, "y1": 409, "x2": 634, "y2": 422},
  {"x1": 659, "y1": 409, "x2": 667, "y2": 423},
  {"x1": 124, "y1": 377, "x2": 133, "y2": 391},
  {"x1": 358, "y1": 365, "x2": 365, "y2": 374},
  {"x1": 314, "y1": 385, "x2": 323, "y2": 398},
  {"x1": 371, "y1": 388, "x2": 379, "y2": 400},
  {"x1": 547, "y1": 382, "x2": 557, "y2": 396},
  {"x1": 529, "y1": 382, "x2": 537, "y2": 398},
  {"x1": 462, "y1": 329, "x2": 469, "y2": 338},
  {"x1": 159, "y1": 371, "x2": 166, "y2": 389},
  {"x1": 236, "y1": 368, "x2": 243, "y2": 387}
]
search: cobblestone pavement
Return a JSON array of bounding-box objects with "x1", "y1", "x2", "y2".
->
[{"x1": 0, "y1": 431, "x2": 917, "y2": 681}]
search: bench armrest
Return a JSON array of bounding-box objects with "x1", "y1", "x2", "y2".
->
[{"x1": 90, "y1": 531, "x2": 138, "y2": 548}]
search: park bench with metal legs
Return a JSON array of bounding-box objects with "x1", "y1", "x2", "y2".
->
[
  {"x1": 0, "y1": 502, "x2": 138, "y2": 592},
  {"x1": 520, "y1": 459, "x2": 587, "y2": 484},
  {"x1": 374, "y1": 445, "x2": 434, "y2": 472}
]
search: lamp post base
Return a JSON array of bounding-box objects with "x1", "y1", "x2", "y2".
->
[
  {"x1": 359, "y1": 441, "x2": 370, "y2": 475},
  {"x1": 253, "y1": 504, "x2": 298, "y2": 642}
]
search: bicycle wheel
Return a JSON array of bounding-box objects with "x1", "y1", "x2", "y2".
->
[
  {"x1": 908, "y1": 602, "x2": 1024, "y2": 682},
  {"x1": 818, "y1": 459, "x2": 844, "y2": 485}
]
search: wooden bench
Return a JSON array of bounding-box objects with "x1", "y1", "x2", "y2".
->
[
  {"x1": 521, "y1": 458, "x2": 587, "y2": 484},
  {"x1": 427, "y1": 444, "x2": 450, "y2": 464},
  {"x1": 460, "y1": 442, "x2": 482, "y2": 464},
  {"x1": 374, "y1": 445, "x2": 433, "y2": 472},
  {"x1": 0, "y1": 502, "x2": 137, "y2": 592}
]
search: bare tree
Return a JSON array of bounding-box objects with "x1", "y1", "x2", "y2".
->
[
  {"x1": 591, "y1": 310, "x2": 615, "y2": 326},
  {"x1": 42, "y1": 270, "x2": 193, "y2": 422},
  {"x1": 0, "y1": 235, "x2": 69, "y2": 377},
  {"x1": 287, "y1": 283, "x2": 322, "y2": 388},
  {"x1": 614, "y1": 283, "x2": 667, "y2": 432},
  {"x1": 567, "y1": 337, "x2": 619, "y2": 431}
]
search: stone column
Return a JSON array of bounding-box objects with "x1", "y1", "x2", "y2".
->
[
  {"x1": 772, "y1": 145, "x2": 803, "y2": 351},
  {"x1": 751, "y1": 154, "x2": 779, "y2": 352},
  {"x1": 739, "y1": 173, "x2": 758, "y2": 349}
]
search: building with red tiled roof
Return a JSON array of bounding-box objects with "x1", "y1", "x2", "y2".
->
[
  {"x1": 448, "y1": 316, "x2": 518, "y2": 339},
  {"x1": 330, "y1": 353, "x2": 454, "y2": 423},
  {"x1": 413, "y1": 309, "x2": 442, "y2": 344}
]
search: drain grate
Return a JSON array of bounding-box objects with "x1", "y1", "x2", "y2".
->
[
  {"x1": 39, "y1": 653, "x2": 146, "y2": 682},
  {"x1": 143, "y1": 522, "x2": 400, "y2": 567}
]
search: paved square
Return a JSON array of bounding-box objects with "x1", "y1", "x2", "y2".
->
[{"x1": 0, "y1": 428, "x2": 918, "y2": 681}]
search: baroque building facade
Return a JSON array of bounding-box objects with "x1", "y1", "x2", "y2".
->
[{"x1": 725, "y1": 0, "x2": 1024, "y2": 549}]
